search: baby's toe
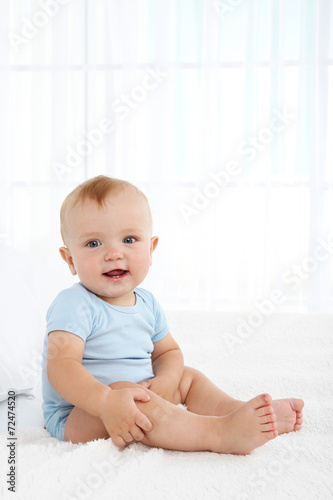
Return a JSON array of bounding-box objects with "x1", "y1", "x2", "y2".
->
[
  {"x1": 250, "y1": 394, "x2": 272, "y2": 410},
  {"x1": 256, "y1": 406, "x2": 274, "y2": 417},
  {"x1": 259, "y1": 414, "x2": 276, "y2": 425},
  {"x1": 261, "y1": 421, "x2": 277, "y2": 433}
]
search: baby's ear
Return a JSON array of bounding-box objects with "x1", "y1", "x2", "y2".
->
[
  {"x1": 150, "y1": 236, "x2": 159, "y2": 253},
  {"x1": 149, "y1": 236, "x2": 159, "y2": 266},
  {"x1": 59, "y1": 247, "x2": 77, "y2": 276}
]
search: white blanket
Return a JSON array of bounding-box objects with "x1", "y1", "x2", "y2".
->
[{"x1": 0, "y1": 311, "x2": 332, "y2": 500}]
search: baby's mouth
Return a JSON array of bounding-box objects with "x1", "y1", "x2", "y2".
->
[{"x1": 103, "y1": 269, "x2": 128, "y2": 279}]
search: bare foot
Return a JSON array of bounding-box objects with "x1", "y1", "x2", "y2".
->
[
  {"x1": 271, "y1": 398, "x2": 304, "y2": 434},
  {"x1": 213, "y1": 394, "x2": 278, "y2": 455}
]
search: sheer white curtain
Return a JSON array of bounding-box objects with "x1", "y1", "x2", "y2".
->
[{"x1": 1, "y1": 0, "x2": 332, "y2": 312}]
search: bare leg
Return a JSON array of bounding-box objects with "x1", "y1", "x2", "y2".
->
[
  {"x1": 176, "y1": 367, "x2": 304, "y2": 434},
  {"x1": 176, "y1": 367, "x2": 245, "y2": 416},
  {"x1": 64, "y1": 381, "x2": 277, "y2": 454}
]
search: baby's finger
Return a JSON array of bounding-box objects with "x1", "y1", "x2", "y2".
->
[
  {"x1": 112, "y1": 435, "x2": 126, "y2": 447},
  {"x1": 135, "y1": 410, "x2": 153, "y2": 432},
  {"x1": 122, "y1": 431, "x2": 134, "y2": 443},
  {"x1": 129, "y1": 425, "x2": 145, "y2": 442},
  {"x1": 132, "y1": 388, "x2": 151, "y2": 403}
]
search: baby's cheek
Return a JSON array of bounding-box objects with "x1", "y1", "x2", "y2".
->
[{"x1": 134, "y1": 252, "x2": 151, "y2": 267}]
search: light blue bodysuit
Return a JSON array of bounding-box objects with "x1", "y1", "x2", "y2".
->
[{"x1": 41, "y1": 283, "x2": 169, "y2": 440}]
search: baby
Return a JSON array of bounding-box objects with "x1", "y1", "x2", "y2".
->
[{"x1": 42, "y1": 175, "x2": 304, "y2": 454}]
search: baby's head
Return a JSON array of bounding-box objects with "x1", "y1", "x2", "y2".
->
[
  {"x1": 60, "y1": 175, "x2": 152, "y2": 246},
  {"x1": 59, "y1": 175, "x2": 158, "y2": 306}
]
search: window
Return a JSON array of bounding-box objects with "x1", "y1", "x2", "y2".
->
[{"x1": 1, "y1": 0, "x2": 332, "y2": 311}]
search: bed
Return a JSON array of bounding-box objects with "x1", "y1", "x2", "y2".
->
[{"x1": 0, "y1": 246, "x2": 332, "y2": 499}]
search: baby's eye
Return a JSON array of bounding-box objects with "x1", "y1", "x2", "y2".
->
[
  {"x1": 87, "y1": 240, "x2": 101, "y2": 248},
  {"x1": 123, "y1": 237, "x2": 136, "y2": 244}
]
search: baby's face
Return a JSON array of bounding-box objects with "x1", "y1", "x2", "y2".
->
[{"x1": 60, "y1": 189, "x2": 158, "y2": 306}]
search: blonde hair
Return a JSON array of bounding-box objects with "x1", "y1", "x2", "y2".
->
[{"x1": 60, "y1": 175, "x2": 151, "y2": 244}]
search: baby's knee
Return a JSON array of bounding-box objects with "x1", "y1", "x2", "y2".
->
[
  {"x1": 108, "y1": 381, "x2": 169, "y2": 423},
  {"x1": 108, "y1": 381, "x2": 162, "y2": 406},
  {"x1": 179, "y1": 366, "x2": 203, "y2": 390}
]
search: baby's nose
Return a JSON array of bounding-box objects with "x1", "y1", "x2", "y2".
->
[{"x1": 104, "y1": 246, "x2": 124, "y2": 260}]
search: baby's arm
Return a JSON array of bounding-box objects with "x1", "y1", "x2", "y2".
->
[
  {"x1": 140, "y1": 333, "x2": 184, "y2": 402},
  {"x1": 46, "y1": 330, "x2": 153, "y2": 445}
]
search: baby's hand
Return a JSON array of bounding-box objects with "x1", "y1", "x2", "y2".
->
[
  {"x1": 140, "y1": 376, "x2": 178, "y2": 404},
  {"x1": 99, "y1": 388, "x2": 153, "y2": 447}
]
